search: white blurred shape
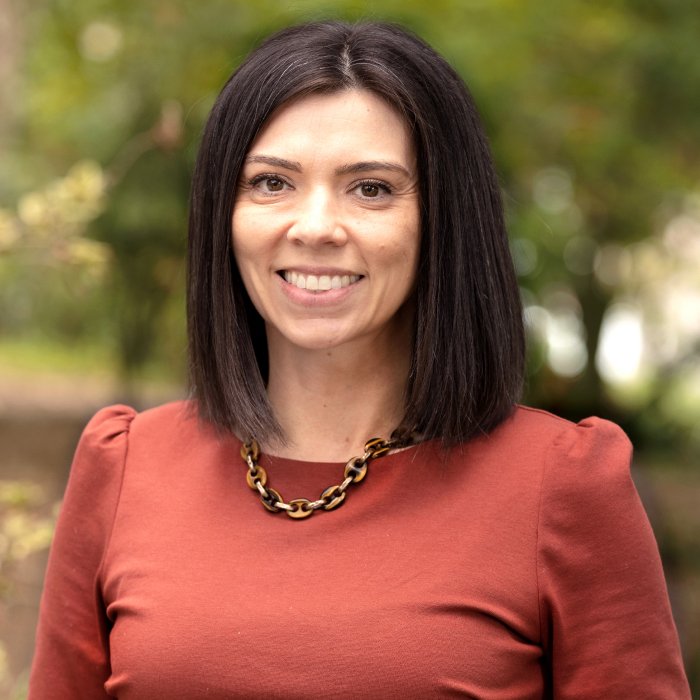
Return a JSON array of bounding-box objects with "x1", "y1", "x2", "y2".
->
[
  {"x1": 524, "y1": 304, "x2": 549, "y2": 337},
  {"x1": 662, "y1": 278, "x2": 700, "y2": 338},
  {"x1": 541, "y1": 284, "x2": 582, "y2": 317},
  {"x1": 596, "y1": 304, "x2": 644, "y2": 384},
  {"x1": 533, "y1": 168, "x2": 573, "y2": 213},
  {"x1": 594, "y1": 244, "x2": 631, "y2": 287},
  {"x1": 79, "y1": 21, "x2": 123, "y2": 62},
  {"x1": 546, "y1": 310, "x2": 588, "y2": 377},
  {"x1": 664, "y1": 215, "x2": 700, "y2": 261},
  {"x1": 17, "y1": 193, "x2": 46, "y2": 226}
]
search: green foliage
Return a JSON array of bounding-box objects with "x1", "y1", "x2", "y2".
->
[
  {"x1": 1, "y1": 0, "x2": 699, "y2": 421},
  {"x1": 0, "y1": 480, "x2": 57, "y2": 593},
  {"x1": 1, "y1": 0, "x2": 700, "y2": 690},
  {"x1": 0, "y1": 481, "x2": 57, "y2": 699}
]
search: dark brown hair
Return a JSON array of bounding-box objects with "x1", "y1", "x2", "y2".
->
[{"x1": 187, "y1": 20, "x2": 525, "y2": 446}]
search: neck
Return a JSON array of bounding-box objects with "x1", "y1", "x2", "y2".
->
[{"x1": 263, "y1": 316, "x2": 412, "y2": 462}]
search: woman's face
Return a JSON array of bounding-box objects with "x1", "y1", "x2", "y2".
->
[{"x1": 232, "y1": 90, "x2": 420, "y2": 353}]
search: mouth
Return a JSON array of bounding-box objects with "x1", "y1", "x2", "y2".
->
[{"x1": 279, "y1": 270, "x2": 363, "y2": 293}]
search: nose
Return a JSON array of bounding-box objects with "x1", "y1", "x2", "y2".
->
[{"x1": 286, "y1": 186, "x2": 347, "y2": 248}]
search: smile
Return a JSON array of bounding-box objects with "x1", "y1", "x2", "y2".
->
[{"x1": 281, "y1": 270, "x2": 363, "y2": 293}]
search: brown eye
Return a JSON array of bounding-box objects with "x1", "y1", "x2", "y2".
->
[
  {"x1": 266, "y1": 178, "x2": 284, "y2": 191},
  {"x1": 361, "y1": 184, "x2": 380, "y2": 197}
]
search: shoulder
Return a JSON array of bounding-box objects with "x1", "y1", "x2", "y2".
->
[
  {"x1": 505, "y1": 404, "x2": 628, "y2": 444},
  {"x1": 79, "y1": 400, "x2": 202, "y2": 450},
  {"x1": 60, "y1": 406, "x2": 136, "y2": 523},
  {"x1": 470, "y1": 406, "x2": 633, "y2": 499},
  {"x1": 70, "y1": 404, "x2": 137, "y2": 487},
  {"x1": 126, "y1": 399, "x2": 208, "y2": 458},
  {"x1": 55, "y1": 405, "x2": 142, "y2": 562},
  {"x1": 65, "y1": 400, "x2": 204, "y2": 524},
  {"x1": 524, "y1": 413, "x2": 688, "y2": 695},
  {"x1": 504, "y1": 407, "x2": 638, "y2": 531},
  {"x1": 79, "y1": 403, "x2": 137, "y2": 447},
  {"x1": 517, "y1": 407, "x2": 633, "y2": 492},
  {"x1": 128, "y1": 399, "x2": 197, "y2": 439},
  {"x1": 496, "y1": 405, "x2": 631, "y2": 468},
  {"x1": 73, "y1": 400, "x2": 201, "y2": 479}
]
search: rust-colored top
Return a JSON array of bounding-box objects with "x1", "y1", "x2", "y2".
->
[{"x1": 29, "y1": 402, "x2": 690, "y2": 699}]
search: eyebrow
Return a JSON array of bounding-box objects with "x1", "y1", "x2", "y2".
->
[
  {"x1": 244, "y1": 155, "x2": 302, "y2": 172},
  {"x1": 245, "y1": 155, "x2": 411, "y2": 178},
  {"x1": 335, "y1": 161, "x2": 411, "y2": 178}
]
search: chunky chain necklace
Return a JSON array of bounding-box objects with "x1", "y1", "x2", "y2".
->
[{"x1": 240, "y1": 430, "x2": 413, "y2": 519}]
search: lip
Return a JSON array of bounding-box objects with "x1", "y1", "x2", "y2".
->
[
  {"x1": 275, "y1": 270, "x2": 363, "y2": 306},
  {"x1": 277, "y1": 266, "x2": 362, "y2": 277}
]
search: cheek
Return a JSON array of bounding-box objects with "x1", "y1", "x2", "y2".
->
[
  {"x1": 231, "y1": 215, "x2": 266, "y2": 305},
  {"x1": 231, "y1": 209, "x2": 254, "y2": 258},
  {"x1": 230, "y1": 209, "x2": 245, "y2": 259},
  {"x1": 379, "y1": 219, "x2": 421, "y2": 287},
  {"x1": 231, "y1": 209, "x2": 273, "y2": 274}
]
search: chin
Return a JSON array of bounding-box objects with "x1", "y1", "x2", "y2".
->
[
  {"x1": 273, "y1": 319, "x2": 360, "y2": 352},
  {"x1": 284, "y1": 331, "x2": 349, "y2": 352}
]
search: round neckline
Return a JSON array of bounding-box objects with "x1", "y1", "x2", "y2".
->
[{"x1": 236, "y1": 437, "x2": 428, "y2": 470}]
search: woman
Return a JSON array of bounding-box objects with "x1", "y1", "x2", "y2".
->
[{"x1": 29, "y1": 20, "x2": 690, "y2": 699}]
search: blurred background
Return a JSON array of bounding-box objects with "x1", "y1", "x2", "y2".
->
[{"x1": 0, "y1": 0, "x2": 699, "y2": 695}]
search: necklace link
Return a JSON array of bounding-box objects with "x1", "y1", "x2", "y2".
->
[
  {"x1": 240, "y1": 432, "x2": 412, "y2": 519},
  {"x1": 343, "y1": 456, "x2": 367, "y2": 483}
]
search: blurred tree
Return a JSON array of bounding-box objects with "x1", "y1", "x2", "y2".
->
[
  {"x1": 1, "y1": 0, "x2": 700, "y2": 692},
  {"x1": 0, "y1": 0, "x2": 699, "y2": 419},
  {"x1": 422, "y1": 0, "x2": 700, "y2": 450}
]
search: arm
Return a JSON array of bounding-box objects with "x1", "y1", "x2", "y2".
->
[
  {"x1": 28, "y1": 405, "x2": 136, "y2": 699},
  {"x1": 537, "y1": 417, "x2": 690, "y2": 699}
]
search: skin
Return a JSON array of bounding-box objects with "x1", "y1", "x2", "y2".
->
[{"x1": 232, "y1": 90, "x2": 421, "y2": 461}]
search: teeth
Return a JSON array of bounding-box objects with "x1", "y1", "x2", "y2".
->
[{"x1": 283, "y1": 271, "x2": 361, "y2": 291}]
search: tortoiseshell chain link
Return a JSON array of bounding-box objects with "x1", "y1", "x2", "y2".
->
[{"x1": 240, "y1": 431, "x2": 412, "y2": 519}]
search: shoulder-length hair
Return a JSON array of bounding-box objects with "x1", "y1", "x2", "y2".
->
[{"x1": 187, "y1": 20, "x2": 525, "y2": 447}]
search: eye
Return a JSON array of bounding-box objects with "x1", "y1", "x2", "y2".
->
[
  {"x1": 263, "y1": 178, "x2": 285, "y2": 192},
  {"x1": 248, "y1": 174, "x2": 290, "y2": 194},
  {"x1": 353, "y1": 180, "x2": 393, "y2": 199}
]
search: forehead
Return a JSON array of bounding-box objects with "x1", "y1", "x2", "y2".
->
[{"x1": 246, "y1": 90, "x2": 415, "y2": 169}]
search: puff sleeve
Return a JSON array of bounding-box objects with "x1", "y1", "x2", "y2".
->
[
  {"x1": 28, "y1": 405, "x2": 136, "y2": 699},
  {"x1": 538, "y1": 417, "x2": 690, "y2": 698}
]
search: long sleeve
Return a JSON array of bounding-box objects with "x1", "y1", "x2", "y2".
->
[
  {"x1": 28, "y1": 405, "x2": 136, "y2": 700},
  {"x1": 537, "y1": 417, "x2": 690, "y2": 698}
]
